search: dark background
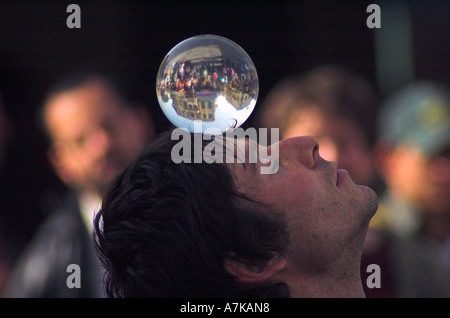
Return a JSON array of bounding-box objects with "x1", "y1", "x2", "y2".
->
[{"x1": 0, "y1": 0, "x2": 448, "y2": 258}]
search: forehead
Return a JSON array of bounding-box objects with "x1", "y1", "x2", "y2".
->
[{"x1": 44, "y1": 82, "x2": 123, "y2": 140}]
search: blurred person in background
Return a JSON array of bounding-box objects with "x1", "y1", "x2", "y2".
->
[
  {"x1": 256, "y1": 64, "x2": 383, "y2": 196},
  {"x1": 370, "y1": 81, "x2": 449, "y2": 297},
  {"x1": 5, "y1": 72, "x2": 157, "y2": 297}
]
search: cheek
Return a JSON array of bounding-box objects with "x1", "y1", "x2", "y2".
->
[
  {"x1": 393, "y1": 159, "x2": 426, "y2": 196},
  {"x1": 252, "y1": 176, "x2": 319, "y2": 215}
]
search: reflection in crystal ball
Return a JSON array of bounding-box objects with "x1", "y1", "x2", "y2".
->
[{"x1": 156, "y1": 35, "x2": 259, "y2": 134}]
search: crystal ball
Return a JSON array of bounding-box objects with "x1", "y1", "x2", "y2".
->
[{"x1": 156, "y1": 35, "x2": 259, "y2": 134}]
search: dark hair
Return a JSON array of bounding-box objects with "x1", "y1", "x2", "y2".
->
[
  {"x1": 44, "y1": 70, "x2": 128, "y2": 103},
  {"x1": 93, "y1": 130, "x2": 290, "y2": 297}
]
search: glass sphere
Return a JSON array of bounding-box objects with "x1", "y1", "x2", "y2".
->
[{"x1": 156, "y1": 35, "x2": 259, "y2": 134}]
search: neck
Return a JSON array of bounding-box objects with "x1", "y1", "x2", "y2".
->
[
  {"x1": 286, "y1": 266, "x2": 365, "y2": 298},
  {"x1": 280, "y1": 241, "x2": 367, "y2": 297}
]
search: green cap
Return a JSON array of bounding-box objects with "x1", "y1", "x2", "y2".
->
[{"x1": 377, "y1": 81, "x2": 450, "y2": 157}]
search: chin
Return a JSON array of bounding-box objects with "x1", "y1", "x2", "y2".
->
[{"x1": 359, "y1": 185, "x2": 378, "y2": 219}]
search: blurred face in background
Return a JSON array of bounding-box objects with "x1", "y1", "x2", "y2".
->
[
  {"x1": 44, "y1": 80, "x2": 154, "y2": 197},
  {"x1": 282, "y1": 106, "x2": 376, "y2": 187},
  {"x1": 378, "y1": 143, "x2": 450, "y2": 216}
]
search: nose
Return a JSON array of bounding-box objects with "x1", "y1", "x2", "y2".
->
[{"x1": 275, "y1": 136, "x2": 320, "y2": 169}]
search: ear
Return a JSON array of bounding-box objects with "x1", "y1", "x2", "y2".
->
[{"x1": 223, "y1": 256, "x2": 286, "y2": 284}]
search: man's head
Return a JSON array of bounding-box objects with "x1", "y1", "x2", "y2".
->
[
  {"x1": 94, "y1": 130, "x2": 377, "y2": 297},
  {"x1": 42, "y1": 73, "x2": 156, "y2": 197}
]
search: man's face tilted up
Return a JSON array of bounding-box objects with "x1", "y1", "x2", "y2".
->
[{"x1": 229, "y1": 136, "x2": 378, "y2": 297}]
